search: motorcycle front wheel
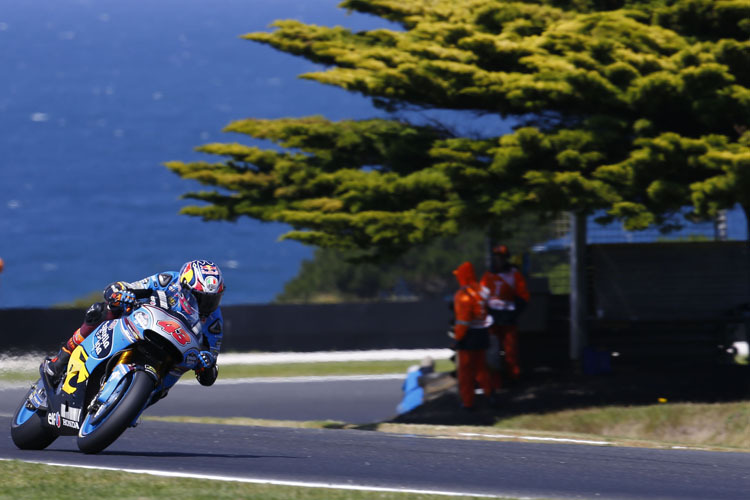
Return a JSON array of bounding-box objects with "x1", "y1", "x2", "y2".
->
[
  {"x1": 10, "y1": 385, "x2": 58, "y2": 450},
  {"x1": 77, "y1": 370, "x2": 154, "y2": 454}
]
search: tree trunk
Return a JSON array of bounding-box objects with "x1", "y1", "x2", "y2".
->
[
  {"x1": 569, "y1": 211, "x2": 588, "y2": 364},
  {"x1": 744, "y1": 205, "x2": 750, "y2": 300}
]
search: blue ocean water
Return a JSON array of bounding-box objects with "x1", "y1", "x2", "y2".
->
[
  {"x1": 0, "y1": 0, "x2": 399, "y2": 308},
  {"x1": 3, "y1": 1, "x2": 744, "y2": 308},
  {"x1": 0, "y1": 0, "x2": 520, "y2": 309}
]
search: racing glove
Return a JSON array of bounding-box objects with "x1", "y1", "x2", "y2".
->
[
  {"x1": 198, "y1": 350, "x2": 216, "y2": 369},
  {"x1": 104, "y1": 282, "x2": 137, "y2": 311},
  {"x1": 195, "y1": 350, "x2": 218, "y2": 386}
]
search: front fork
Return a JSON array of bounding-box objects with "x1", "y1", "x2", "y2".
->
[{"x1": 86, "y1": 350, "x2": 161, "y2": 426}]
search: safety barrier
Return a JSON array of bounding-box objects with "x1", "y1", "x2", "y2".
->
[
  {"x1": 0, "y1": 287, "x2": 551, "y2": 355},
  {"x1": 0, "y1": 295, "x2": 733, "y2": 373}
]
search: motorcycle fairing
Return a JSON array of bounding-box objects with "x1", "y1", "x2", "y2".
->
[
  {"x1": 35, "y1": 304, "x2": 201, "y2": 436},
  {"x1": 35, "y1": 359, "x2": 86, "y2": 436}
]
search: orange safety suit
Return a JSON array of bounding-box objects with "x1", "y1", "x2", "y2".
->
[
  {"x1": 452, "y1": 262, "x2": 493, "y2": 409},
  {"x1": 480, "y1": 266, "x2": 530, "y2": 387}
]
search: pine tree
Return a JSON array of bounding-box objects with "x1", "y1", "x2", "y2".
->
[{"x1": 166, "y1": 0, "x2": 750, "y2": 257}]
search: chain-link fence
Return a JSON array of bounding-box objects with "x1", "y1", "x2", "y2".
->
[
  {"x1": 522, "y1": 207, "x2": 749, "y2": 298},
  {"x1": 514, "y1": 206, "x2": 750, "y2": 369}
]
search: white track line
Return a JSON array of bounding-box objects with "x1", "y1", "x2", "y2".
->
[
  {"x1": 460, "y1": 432, "x2": 610, "y2": 446},
  {"x1": 0, "y1": 458, "x2": 526, "y2": 499}
]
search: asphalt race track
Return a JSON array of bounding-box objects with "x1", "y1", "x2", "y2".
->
[
  {"x1": 149, "y1": 376, "x2": 407, "y2": 423},
  {"x1": 0, "y1": 376, "x2": 406, "y2": 424},
  {"x1": 3, "y1": 379, "x2": 750, "y2": 499}
]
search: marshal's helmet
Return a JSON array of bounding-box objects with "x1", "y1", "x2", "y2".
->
[{"x1": 179, "y1": 260, "x2": 225, "y2": 317}]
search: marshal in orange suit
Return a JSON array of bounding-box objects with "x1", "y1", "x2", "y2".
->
[
  {"x1": 452, "y1": 261, "x2": 494, "y2": 410},
  {"x1": 480, "y1": 245, "x2": 530, "y2": 389}
]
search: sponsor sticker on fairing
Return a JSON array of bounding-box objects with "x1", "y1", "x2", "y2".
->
[
  {"x1": 132, "y1": 309, "x2": 150, "y2": 329},
  {"x1": 92, "y1": 322, "x2": 115, "y2": 359},
  {"x1": 61, "y1": 404, "x2": 81, "y2": 422},
  {"x1": 59, "y1": 404, "x2": 81, "y2": 428},
  {"x1": 62, "y1": 418, "x2": 79, "y2": 429},
  {"x1": 47, "y1": 412, "x2": 61, "y2": 428}
]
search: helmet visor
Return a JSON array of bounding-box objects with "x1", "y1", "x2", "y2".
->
[{"x1": 193, "y1": 290, "x2": 222, "y2": 316}]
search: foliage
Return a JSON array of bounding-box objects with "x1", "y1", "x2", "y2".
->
[
  {"x1": 276, "y1": 215, "x2": 564, "y2": 302},
  {"x1": 52, "y1": 291, "x2": 100, "y2": 310},
  {"x1": 275, "y1": 229, "x2": 487, "y2": 302},
  {"x1": 532, "y1": 258, "x2": 570, "y2": 294},
  {"x1": 167, "y1": 0, "x2": 750, "y2": 258}
]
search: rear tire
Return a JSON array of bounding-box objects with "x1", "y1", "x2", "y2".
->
[
  {"x1": 77, "y1": 370, "x2": 154, "y2": 454},
  {"x1": 10, "y1": 387, "x2": 58, "y2": 450}
]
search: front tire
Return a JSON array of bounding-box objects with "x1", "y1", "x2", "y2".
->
[
  {"x1": 77, "y1": 370, "x2": 154, "y2": 454},
  {"x1": 10, "y1": 387, "x2": 58, "y2": 450}
]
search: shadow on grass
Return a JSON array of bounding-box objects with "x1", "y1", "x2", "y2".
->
[{"x1": 388, "y1": 363, "x2": 750, "y2": 427}]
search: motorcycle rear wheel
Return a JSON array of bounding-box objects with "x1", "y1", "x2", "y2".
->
[
  {"x1": 10, "y1": 386, "x2": 58, "y2": 450},
  {"x1": 77, "y1": 370, "x2": 154, "y2": 454}
]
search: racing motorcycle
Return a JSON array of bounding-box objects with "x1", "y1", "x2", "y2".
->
[{"x1": 11, "y1": 291, "x2": 205, "y2": 454}]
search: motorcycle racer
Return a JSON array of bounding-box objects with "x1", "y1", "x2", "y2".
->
[{"x1": 44, "y1": 260, "x2": 225, "y2": 391}]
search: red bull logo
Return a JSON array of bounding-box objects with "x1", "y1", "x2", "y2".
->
[{"x1": 199, "y1": 262, "x2": 219, "y2": 275}]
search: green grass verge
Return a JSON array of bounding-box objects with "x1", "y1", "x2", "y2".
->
[
  {"x1": 495, "y1": 401, "x2": 750, "y2": 449},
  {"x1": 0, "y1": 460, "x2": 512, "y2": 500},
  {"x1": 217, "y1": 358, "x2": 454, "y2": 378},
  {"x1": 0, "y1": 359, "x2": 453, "y2": 384},
  {"x1": 0, "y1": 370, "x2": 39, "y2": 383}
]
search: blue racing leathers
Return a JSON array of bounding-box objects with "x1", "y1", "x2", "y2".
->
[{"x1": 117, "y1": 271, "x2": 224, "y2": 392}]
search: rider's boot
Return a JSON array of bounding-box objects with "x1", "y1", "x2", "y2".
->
[
  {"x1": 43, "y1": 326, "x2": 88, "y2": 383},
  {"x1": 43, "y1": 347, "x2": 71, "y2": 384}
]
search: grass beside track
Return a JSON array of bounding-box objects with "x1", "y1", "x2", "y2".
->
[
  {"x1": 0, "y1": 460, "x2": 513, "y2": 500},
  {"x1": 495, "y1": 401, "x2": 750, "y2": 450},
  {"x1": 217, "y1": 358, "x2": 454, "y2": 378}
]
